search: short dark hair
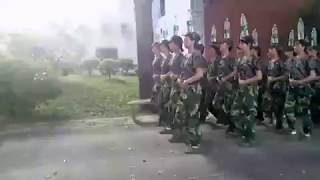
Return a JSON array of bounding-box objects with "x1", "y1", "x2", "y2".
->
[
  {"x1": 169, "y1": 35, "x2": 184, "y2": 52},
  {"x1": 295, "y1": 39, "x2": 310, "y2": 48},
  {"x1": 184, "y1": 32, "x2": 201, "y2": 44},
  {"x1": 240, "y1": 35, "x2": 254, "y2": 47},
  {"x1": 152, "y1": 42, "x2": 160, "y2": 48},
  {"x1": 160, "y1": 40, "x2": 170, "y2": 51},
  {"x1": 222, "y1": 39, "x2": 233, "y2": 51}
]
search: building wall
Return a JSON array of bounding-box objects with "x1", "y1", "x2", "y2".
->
[{"x1": 204, "y1": 0, "x2": 312, "y2": 54}]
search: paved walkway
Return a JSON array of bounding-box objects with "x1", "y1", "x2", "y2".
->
[{"x1": 0, "y1": 117, "x2": 319, "y2": 180}]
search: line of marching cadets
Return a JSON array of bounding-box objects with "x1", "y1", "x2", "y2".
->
[{"x1": 150, "y1": 24, "x2": 320, "y2": 154}]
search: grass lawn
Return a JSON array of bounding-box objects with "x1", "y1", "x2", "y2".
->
[{"x1": 35, "y1": 74, "x2": 139, "y2": 120}]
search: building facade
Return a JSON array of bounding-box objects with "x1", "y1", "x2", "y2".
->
[
  {"x1": 203, "y1": 0, "x2": 311, "y2": 53},
  {"x1": 152, "y1": 0, "x2": 205, "y2": 42}
]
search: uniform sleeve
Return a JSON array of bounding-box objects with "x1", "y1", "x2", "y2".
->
[
  {"x1": 308, "y1": 58, "x2": 317, "y2": 71},
  {"x1": 207, "y1": 63, "x2": 216, "y2": 80},
  {"x1": 193, "y1": 55, "x2": 208, "y2": 69},
  {"x1": 279, "y1": 60, "x2": 287, "y2": 75},
  {"x1": 254, "y1": 58, "x2": 262, "y2": 71}
]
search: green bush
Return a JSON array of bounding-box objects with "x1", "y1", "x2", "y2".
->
[
  {"x1": 99, "y1": 59, "x2": 119, "y2": 79},
  {"x1": 0, "y1": 60, "x2": 62, "y2": 117}
]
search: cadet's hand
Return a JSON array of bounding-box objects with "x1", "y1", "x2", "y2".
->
[
  {"x1": 239, "y1": 79, "x2": 247, "y2": 85},
  {"x1": 160, "y1": 75, "x2": 166, "y2": 81},
  {"x1": 170, "y1": 74, "x2": 178, "y2": 80},
  {"x1": 268, "y1": 76, "x2": 274, "y2": 82},
  {"x1": 289, "y1": 79, "x2": 301, "y2": 86},
  {"x1": 180, "y1": 80, "x2": 189, "y2": 89}
]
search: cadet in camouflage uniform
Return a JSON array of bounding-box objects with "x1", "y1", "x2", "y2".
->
[
  {"x1": 176, "y1": 32, "x2": 207, "y2": 152},
  {"x1": 285, "y1": 40, "x2": 316, "y2": 137},
  {"x1": 307, "y1": 46, "x2": 320, "y2": 125},
  {"x1": 162, "y1": 36, "x2": 186, "y2": 137},
  {"x1": 201, "y1": 43, "x2": 221, "y2": 123},
  {"x1": 231, "y1": 36, "x2": 263, "y2": 145},
  {"x1": 158, "y1": 40, "x2": 172, "y2": 127},
  {"x1": 212, "y1": 39, "x2": 237, "y2": 132},
  {"x1": 251, "y1": 46, "x2": 268, "y2": 124},
  {"x1": 151, "y1": 42, "x2": 163, "y2": 105},
  {"x1": 263, "y1": 45, "x2": 289, "y2": 129}
]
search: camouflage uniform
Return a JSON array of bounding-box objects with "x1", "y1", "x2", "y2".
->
[
  {"x1": 262, "y1": 59, "x2": 288, "y2": 129},
  {"x1": 285, "y1": 57, "x2": 313, "y2": 134},
  {"x1": 167, "y1": 53, "x2": 185, "y2": 130},
  {"x1": 199, "y1": 57, "x2": 220, "y2": 122},
  {"x1": 159, "y1": 54, "x2": 172, "y2": 126},
  {"x1": 213, "y1": 55, "x2": 236, "y2": 127},
  {"x1": 176, "y1": 54, "x2": 207, "y2": 146},
  {"x1": 309, "y1": 58, "x2": 320, "y2": 124},
  {"x1": 231, "y1": 56, "x2": 260, "y2": 143},
  {"x1": 204, "y1": 57, "x2": 223, "y2": 122},
  {"x1": 256, "y1": 58, "x2": 269, "y2": 122},
  {"x1": 151, "y1": 56, "x2": 163, "y2": 104}
]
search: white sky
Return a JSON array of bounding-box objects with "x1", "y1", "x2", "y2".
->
[{"x1": 0, "y1": 0, "x2": 120, "y2": 34}]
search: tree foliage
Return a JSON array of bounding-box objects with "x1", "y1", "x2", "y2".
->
[
  {"x1": 99, "y1": 59, "x2": 119, "y2": 79},
  {"x1": 81, "y1": 59, "x2": 100, "y2": 75},
  {"x1": 119, "y1": 58, "x2": 134, "y2": 74}
]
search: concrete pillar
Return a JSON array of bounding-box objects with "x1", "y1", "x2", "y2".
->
[{"x1": 134, "y1": 0, "x2": 154, "y2": 99}]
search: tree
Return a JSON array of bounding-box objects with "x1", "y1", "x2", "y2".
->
[
  {"x1": 81, "y1": 59, "x2": 99, "y2": 75},
  {"x1": 119, "y1": 58, "x2": 134, "y2": 74},
  {"x1": 99, "y1": 59, "x2": 119, "y2": 80}
]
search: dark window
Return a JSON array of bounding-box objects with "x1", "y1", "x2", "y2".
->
[{"x1": 160, "y1": 0, "x2": 165, "y2": 16}]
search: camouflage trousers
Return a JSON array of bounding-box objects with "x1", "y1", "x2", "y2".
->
[
  {"x1": 151, "y1": 81, "x2": 161, "y2": 105},
  {"x1": 284, "y1": 87, "x2": 313, "y2": 133},
  {"x1": 213, "y1": 82, "x2": 235, "y2": 125},
  {"x1": 167, "y1": 81, "x2": 182, "y2": 129},
  {"x1": 257, "y1": 85, "x2": 266, "y2": 121},
  {"x1": 230, "y1": 85, "x2": 258, "y2": 142},
  {"x1": 175, "y1": 84, "x2": 202, "y2": 146},
  {"x1": 159, "y1": 80, "x2": 172, "y2": 126},
  {"x1": 310, "y1": 86, "x2": 320, "y2": 124},
  {"x1": 199, "y1": 86, "x2": 218, "y2": 123},
  {"x1": 262, "y1": 90, "x2": 287, "y2": 128}
]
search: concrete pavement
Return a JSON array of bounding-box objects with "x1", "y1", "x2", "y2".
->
[{"x1": 0, "y1": 117, "x2": 319, "y2": 180}]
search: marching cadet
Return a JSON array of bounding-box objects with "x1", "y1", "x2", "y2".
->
[
  {"x1": 212, "y1": 39, "x2": 237, "y2": 132},
  {"x1": 151, "y1": 42, "x2": 163, "y2": 105},
  {"x1": 251, "y1": 47, "x2": 267, "y2": 124},
  {"x1": 307, "y1": 45, "x2": 320, "y2": 125},
  {"x1": 231, "y1": 35, "x2": 263, "y2": 146},
  {"x1": 263, "y1": 45, "x2": 289, "y2": 130},
  {"x1": 158, "y1": 40, "x2": 172, "y2": 127},
  {"x1": 285, "y1": 39, "x2": 316, "y2": 137},
  {"x1": 199, "y1": 24, "x2": 222, "y2": 123},
  {"x1": 176, "y1": 32, "x2": 207, "y2": 152},
  {"x1": 308, "y1": 28, "x2": 320, "y2": 125},
  {"x1": 213, "y1": 18, "x2": 236, "y2": 127},
  {"x1": 201, "y1": 42, "x2": 221, "y2": 123},
  {"x1": 161, "y1": 35, "x2": 186, "y2": 136},
  {"x1": 167, "y1": 36, "x2": 187, "y2": 140}
]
